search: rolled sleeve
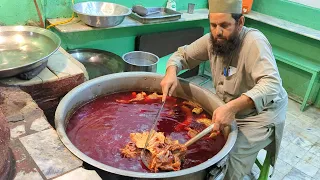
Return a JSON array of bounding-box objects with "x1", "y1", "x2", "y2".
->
[{"x1": 243, "y1": 39, "x2": 282, "y2": 114}]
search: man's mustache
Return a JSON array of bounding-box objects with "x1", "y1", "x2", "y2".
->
[{"x1": 214, "y1": 35, "x2": 226, "y2": 40}]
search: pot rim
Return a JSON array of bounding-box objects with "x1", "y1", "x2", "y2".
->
[
  {"x1": 55, "y1": 72, "x2": 237, "y2": 178},
  {"x1": 122, "y1": 51, "x2": 159, "y2": 67}
]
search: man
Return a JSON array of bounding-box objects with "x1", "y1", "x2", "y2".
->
[{"x1": 160, "y1": 0, "x2": 288, "y2": 179}]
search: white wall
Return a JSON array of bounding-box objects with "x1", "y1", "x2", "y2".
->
[{"x1": 288, "y1": 0, "x2": 320, "y2": 9}]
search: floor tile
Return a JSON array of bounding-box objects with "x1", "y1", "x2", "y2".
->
[
  {"x1": 269, "y1": 170, "x2": 286, "y2": 180},
  {"x1": 312, "y1": 169, "x2": 320, "y2": 179},
  {"x1": 19, "y1": 128, "x2": 82, "y2": 179},
  {"x1": 301, "y1": 106, "x2": 320, "y2": 121},
  {"x1": 283, "y1": 124, "x2": 302, "y2": 142},
  {"x1": 287, "y1": 99, "x2": 303, "y2": 117},
  {"x1": 298, "y1": 114, "x2": 317, "y2": 125},
  {"x1": 14, "y1": 169, "x2": 43, "y2": 180},
  {"x1": 284, "y1": 167, "x2": 312, "y2": 180},
  {"x1": 10, "y1": 125, "x2": 26, "y2": 139},
  {"x1": 10, "y1": 140, "x2": 43, "y2": 180},
  {"x1": 294, "y1": 160, "x2": 319, "y2": 177},
  {"x1": 53, "y1": 168, "x2": 102, "y2": 180},
  {"x1": 309, "y1": 140, "x2": 320, "y2": 157},
  {"x1": 275, "y1": 158, "x2": 293, "y2": 175},
  {"x1": 300, "y1": 151, "x2": 320, "y2": 169},
  {"x1": 292, "y1": 130, "x2": 320, "y2": 151},
  {"x1": 279, "y1": 143, "x2": 307, "y2": 166},
  {"x1": 30, "y1": 116, "x2": 51, "y2": 132}
]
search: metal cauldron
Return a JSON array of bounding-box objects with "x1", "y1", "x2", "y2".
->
[
  {"x1": 55, "y1": 72, "x2": 237, "y2": 179},
  {"x1": 122, "y1": 51, "x2": 159, "y2": 72},
  {"x1": 0, "y1": 26, "x2": 61, "y2": 78}
]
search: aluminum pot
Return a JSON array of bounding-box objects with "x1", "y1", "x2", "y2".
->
[
  {"x1": 122, "y1": 51, "x2": 159, "y2": 72},
  {"x1": 55, "y1": 72, "x2": 237, "y2": 179},
  {"x1": 67, "y1": 48, "x2": 125, "y2": 79},
  {"x1": 0, "y1": 26, "x2": 61, "y2": 78}
]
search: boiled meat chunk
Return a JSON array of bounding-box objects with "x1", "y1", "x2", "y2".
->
[{"x1": 120, "y1": 131, "x2": 187, "y2": 172}]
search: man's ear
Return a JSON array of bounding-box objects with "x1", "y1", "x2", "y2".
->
[{"x1": 238, "y1": 16, "x2": 245, "y2": 31}]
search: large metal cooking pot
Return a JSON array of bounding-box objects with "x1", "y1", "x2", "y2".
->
[
  {"x1": 0, "y1": 26, "x2": 61, "y2": 78},
  {"x1": 55, "y1": 72, "x2": 237, "y2": 179},
  {"x1": 67, "y1": 48, "x2": 125, "y2": 79}
]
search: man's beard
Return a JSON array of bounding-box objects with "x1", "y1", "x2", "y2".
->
[{"x1": 210, "y1": 30, "x2": 241, "y2": 56}]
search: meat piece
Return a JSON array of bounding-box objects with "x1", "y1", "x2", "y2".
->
[
  {"x1": 129, "y1": 92, "x2": 146, "y2": 102},
  {"x1": 130, "y1": 131, "x2": 150, "y2": 148},
  {"x1": 196, "y1": 118, "x2": 212, "y2": 127},
  {"x1": 116, "y1": 92, "x2": 147, "y2": 103},
  {"x1": 186, "y1": 127, "x2": 198, "y2": 138},
  {"x1": 121, "y1": 131, "x2": 187, "y2": 172},
  {"x1": 120, "y1": 142, "x2": 141, "y2": 158},
  {"x1": 147, "y1": 92, "x2": 162, "y2": 100},
  {"x1": 182, "y1": 101, "x2": 203, "y2": 114},
  {"x1": 192, "y1": 107, "x2": 203, "y2": 114},
  {"x1": 182, "y1": 101, "x2": 201, "y2": 108},
  {"x1": 149, "y1": 137, "x2": 186, "y2": 172}
]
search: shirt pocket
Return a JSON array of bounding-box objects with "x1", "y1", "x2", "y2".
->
[{"x1": 223, "y1": 72, "x2": 238, "y2": 96}]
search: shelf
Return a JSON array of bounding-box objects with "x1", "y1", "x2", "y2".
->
[
  {"x1": 47, "y1": 9, "x2": 320, "y2": 42},
  {"x1": 47, "y1": 9, "x2": 209, "y2": 33},
  {"x1": 245, "y1": 11, "x2": 320, "y2": 41}
]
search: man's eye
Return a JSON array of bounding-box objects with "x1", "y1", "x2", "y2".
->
[
  {"x1": 220, "y1": 24, "x2": 229, "y2": 29},
  {"x1": 211, "y1": 24, "x2": 217, "y2": 28}
]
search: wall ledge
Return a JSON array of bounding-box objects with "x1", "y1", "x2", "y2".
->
[
  {"x1": 245, "y1": 11, "x2": 320, "y2": 41},
  {"x1": 47, "y1": 9, "x2": 209, "y2": 33}
]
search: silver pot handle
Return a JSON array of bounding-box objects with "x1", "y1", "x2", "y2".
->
[{"x1": 207, "y1": 155, "x2": 229, "y2": 180}]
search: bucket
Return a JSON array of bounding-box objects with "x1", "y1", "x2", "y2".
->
[
  {"x1": 122, "y1": 51, "x2": 159, "y2": 72},
  {"x1": 242, "y1": 0, "x2": 254, "y2": 14}
]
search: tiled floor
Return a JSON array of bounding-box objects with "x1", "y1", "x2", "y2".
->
[{"x1": 187, "y1": 75, "x2": 320, "y2": 180}]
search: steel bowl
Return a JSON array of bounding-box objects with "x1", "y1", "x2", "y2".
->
[
  {"x1": 55, "y1": 72, "x2": 238, "y2": 179},
  {"x1": 122, "y1": 51, "x2": 159, "y2": 72},
  {"x1": 0, "y1": 26, "x2": 61, "y2": 78},
  {"x1": 67, "y1": 48, "x2": 125, "y2": 79},
  {"x1": 72, "y1": 2, "x2": 132, "y2": 27}
]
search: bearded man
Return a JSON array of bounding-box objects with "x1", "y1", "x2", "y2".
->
[{"x1": 160, "y1": 0, "x2": 288, "y2": 179}]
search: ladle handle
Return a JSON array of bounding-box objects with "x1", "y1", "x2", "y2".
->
[{"x1": 184, "y1": 124, "x2": 215, "y2": 147}]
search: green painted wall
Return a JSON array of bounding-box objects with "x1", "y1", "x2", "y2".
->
[
  {"x1": 252, "y1": 0, "x2": 320, "y2": 30},
  {"x1": 250, "y1": 0, "x2": 320, "y2": 107},
  {"x1": 0, "y1": 0, "x2": 45, "y2": 26},
  {"x1": 245, "y1": 19, "x2": 320, "y2": 107},
  {"x1": 54, "y1": 20, "x2": 210, "y2": 56}
]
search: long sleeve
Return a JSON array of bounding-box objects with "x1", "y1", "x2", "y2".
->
[
  {"x1": 166, "y1": 33, "x2": 210, "y2": 72},
  {"x1": 243, "y1": 38, "x2": 282, "y2": 114}
]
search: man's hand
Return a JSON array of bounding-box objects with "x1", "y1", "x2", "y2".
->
[
  {"x1": 160, "y1": 66, "x2": 178, "y2": 102},
  {"x1": 212, "y1": 95, "x2": 255, "y2": 131},
  {"x1": 212, "y1": 104, "x2": 236, "y2": 131}
]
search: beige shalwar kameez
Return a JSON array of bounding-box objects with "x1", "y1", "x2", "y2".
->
[{"x1": 166, "y1": 26, "x2": 288, "y2": 180}]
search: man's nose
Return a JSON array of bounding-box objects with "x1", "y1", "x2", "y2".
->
[{"x1": 215, "y1": 26, "x2": 223, "y2": 37}]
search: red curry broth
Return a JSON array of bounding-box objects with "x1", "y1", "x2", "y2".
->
[{"x1": 66, "y1": 92, "x2": 226, "y2": 172}]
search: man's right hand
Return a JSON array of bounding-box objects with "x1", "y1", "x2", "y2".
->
[{"x1": 160, "y1": 66, "x2": 178, "y2": 102}]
